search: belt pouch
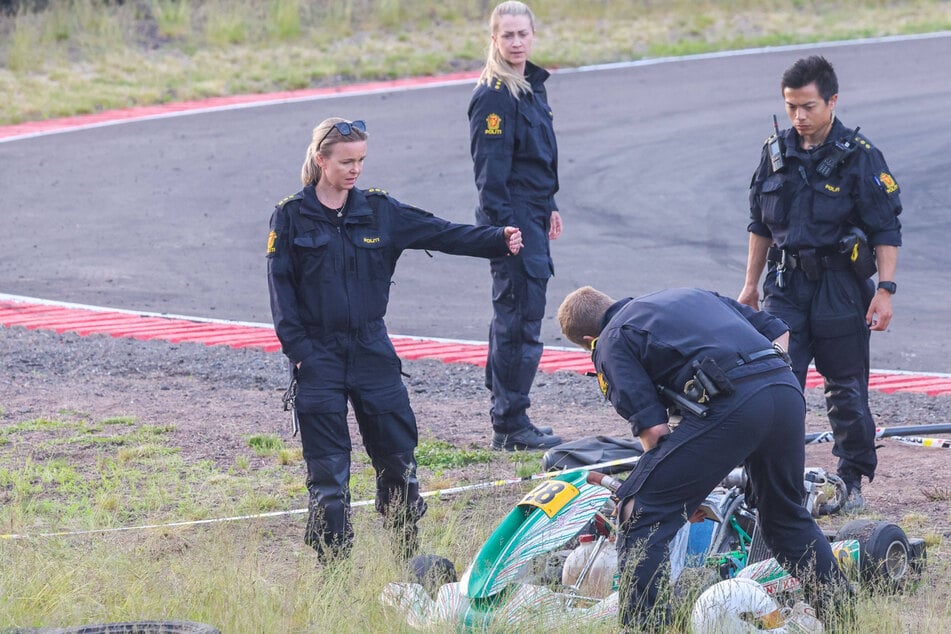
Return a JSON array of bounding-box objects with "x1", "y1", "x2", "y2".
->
[{"x1": 798, "y1": 248, "x2": 821, "y2": 281}]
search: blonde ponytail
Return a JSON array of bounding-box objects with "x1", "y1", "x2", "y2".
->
[{"x1": 477, "y1": 1, "x2": 535, "y2": 99}]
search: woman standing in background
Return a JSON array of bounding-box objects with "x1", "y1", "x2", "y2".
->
[{"x1": 469, "y1": 1, "x2": 563, "y2": 452}]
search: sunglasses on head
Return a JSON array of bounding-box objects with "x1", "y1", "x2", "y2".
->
[{"x1": 318, "y1": 120, "x2": 367, "y2": 148}]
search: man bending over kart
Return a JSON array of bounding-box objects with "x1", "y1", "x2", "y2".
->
[{"x1": 557, "y1": 286, "x2": 853, "y2": 631}]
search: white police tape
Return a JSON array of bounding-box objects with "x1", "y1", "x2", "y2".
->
[
  {"x1": 893, "y1": 436, "x2": 951, "y2": 449},
  {"x1": 806, "y1": 423, "x2": 951, "y2": 445},
  {"x1": 0, "y1": 455, "x2": 641, "y2": 540}
]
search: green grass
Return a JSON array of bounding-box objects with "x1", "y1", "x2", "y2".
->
[
  {"x1": 246, "y1": 432, "x2": 285, "y2": 455},
  {"x1": 415, "y1": 438, "x2": 492, "y2": 471},
  {"x1": 0, "y1": 408, "x2": 949, "y2": 631},
  {"x1": 2, "y1": 1, "x2": 951, "y2": 629},
  {"x1": 1, "y1": 0, "x2": 950, "y2": 125}
]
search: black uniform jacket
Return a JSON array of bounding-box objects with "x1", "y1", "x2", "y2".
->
[
  {"x1": 593, "y1": 289, "x2": 791, "y2": 436},
  {"x1": 468, "y1": 61, "x2": 559, "y2": 231},
  {"x1": 267, "y1": 186, "x2": 510, "y2": 364},
  {"x1": 748, "y1": 117, "x2": 902, "y2": 250}
]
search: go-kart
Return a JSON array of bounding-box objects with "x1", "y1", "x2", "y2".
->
[{"x1": 381, "y1": 455, "x2": 926, "y2": 632}]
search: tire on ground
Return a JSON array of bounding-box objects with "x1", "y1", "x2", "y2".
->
[{"x1": 834, "y1": 520, "x2": 911, "y2": 590}]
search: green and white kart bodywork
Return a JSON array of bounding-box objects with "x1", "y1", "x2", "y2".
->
[
  {"x1": 383, "y1": 470, "x2": 617, "y2": 629},
  {"x1": 381, "y1": 468, "x2": 925, "y2": 631}
]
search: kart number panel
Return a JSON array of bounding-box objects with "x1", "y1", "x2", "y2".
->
[{"x1": 517, "y1": 480, "x2": 580, "y2": 518}]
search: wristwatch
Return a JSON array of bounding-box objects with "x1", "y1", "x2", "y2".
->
[{"x1": 877, "y1": 281, "x2": 897, "y2": 294}]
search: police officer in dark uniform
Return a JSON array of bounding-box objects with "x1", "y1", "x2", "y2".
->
[
  {"x1": 267, "y1": 117, "x2": 524, "y2": 563},
  {"x1": 738, "y1": 56, "x2": 903, "y2": 512},
  {"x1": 557, "y1": 286, "x2": 850, "y2": 630},
  {"x1": 469, "y1": 1, "x2": 563, "y2": 451}
]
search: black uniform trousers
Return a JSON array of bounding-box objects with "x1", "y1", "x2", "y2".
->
[
  {"x1": 485, "y1": 254, "x2": 548, "y2": 433},
  {"x1": 615, "y1": 369, "x2": 846, "y2": 628},
  {"x1": 763, "y1": 265, "x2": 877, "y2": 484},
  {"x1": 294, "y1": 321, "x2": 425, "y2": 559}
]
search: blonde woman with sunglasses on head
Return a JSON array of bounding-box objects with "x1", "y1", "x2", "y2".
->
[{"x1": 267, "y1": 117, "x2": 524, "y2": 565}]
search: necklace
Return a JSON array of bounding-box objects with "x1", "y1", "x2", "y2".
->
[
  {"x1": 319, "y1": 198, "x2": 346, "y2": 217},
  {"x1": 315, "y1": 185, "x2": 347, "y2": 218}
]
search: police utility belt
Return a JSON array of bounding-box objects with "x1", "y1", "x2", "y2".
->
[
  {"x1": 679, "y1": 348, "x2": 788, "y2": 406},
  {"x1": 767, "y1": 246, "x2": 850, "y2": 282}
]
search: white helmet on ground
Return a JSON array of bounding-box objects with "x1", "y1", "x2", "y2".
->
[{"x1": 690, "y1": 578, "x2": 784, "y2": 633}]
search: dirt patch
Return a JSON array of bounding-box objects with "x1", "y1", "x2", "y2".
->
[{"x1": 2, "y1": 325, "x2": 949, "y2": 551}]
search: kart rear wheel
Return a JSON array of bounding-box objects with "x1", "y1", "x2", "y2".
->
[
  {"x1": 834, "y1": 520, "x2": 911, "y2": 590},
  {"x1": 406, "y1": 554, "x2": 457, "y2": 599}
]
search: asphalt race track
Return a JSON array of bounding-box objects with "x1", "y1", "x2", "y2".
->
[{"x1": 1, "y1": 34, "x2": 949, "y2": 374}]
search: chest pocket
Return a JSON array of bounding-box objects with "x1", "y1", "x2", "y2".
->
[
  {"x1": 809, "y1": 178, "x2": 852, "y2": 231},
  {"x1": 293, "y1": 230, "x2": 337, "y2": 278},
  {"x1": 758, "y1": 175, "x2": 792, "y2": 227},
  {"x1": 349, "y1": 228, "x2": 389, "y2": 281},
  {"x1": 515, "y1": 105, "x2": 554, "y2": 163}
]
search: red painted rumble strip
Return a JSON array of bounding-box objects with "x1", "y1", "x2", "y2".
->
[
  {"x1": 0, "y1": 71, "x2": 481, "y2": 142},
  {"x1": 3, "y1": 299, "x2": 951, "y2": 396}
]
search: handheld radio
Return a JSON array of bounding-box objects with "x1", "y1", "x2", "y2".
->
[
  {"x1": 767, "y1": 115, "x2": 785, "y2": 173},
  {"x1": 816, "y1": 127, "x2": 861, "y2": 178}
]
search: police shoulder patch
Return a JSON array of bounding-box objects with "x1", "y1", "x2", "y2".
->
[
  {"x1": 266, "y1": 229, "x2": 278, "y2": 255},
  {"x1": 484, "y1": 112, "x2": 503, "y2": 137},
  {"x1": 597, "y1": 371, "x2": 610, "y2": 398},
  {"x1": 366, "y1": 187, "x2": 389, "y2": 196},
  {"x1": 878, "y1": 171, "x2": 899, "y2": 194}
]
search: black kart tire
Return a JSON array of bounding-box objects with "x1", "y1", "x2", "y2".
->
[
  {"x1": 2, "y1": 622, "x2": 220, "y2": 634},
  {"x1": 407, "y1": 554, "x2": 458, "y2": 599},
  {"x1": 834, "y1": 520, "x2": 911, "y2": 590}
]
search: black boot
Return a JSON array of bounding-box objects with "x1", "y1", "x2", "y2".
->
[
  {"x1": 374, "y1": 450, "x2": 427, "y2": 560},
  {"x1": 304, "y1": 453, "x2": 354, "y2": 564}
]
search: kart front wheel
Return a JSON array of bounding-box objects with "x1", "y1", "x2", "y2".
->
[
  {"x1": 834, "y1": 520, "x2": 911, "y2": 590},
  {"x1": 406, "y1": 554, "x2": 458, "y2": 599}
]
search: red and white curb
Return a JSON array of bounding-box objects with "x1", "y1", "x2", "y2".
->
[{"x1": 3, "y1": 293, "x2": 950, "y2": 396}]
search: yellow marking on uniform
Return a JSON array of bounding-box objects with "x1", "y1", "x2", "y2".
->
[
  {"x1": 879, "y1": 172, "x2": 898, "y2": 194},
  {"x1": 267, "y1": 230, "x2": 278, "y2": 254},
  {"x1": 485, "y1": 113, "x2": 503, "y2": 136},
  {"x1": 597, "y1": 372, "x2": 609, "y2": 397}
]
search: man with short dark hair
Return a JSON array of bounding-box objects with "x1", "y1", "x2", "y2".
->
[
  {"x1": 557, "y1": 285, "x2": 850, "y2": 631},
  {"x1": 737, "y1": 55, "x2": 903, "y2": 512}
]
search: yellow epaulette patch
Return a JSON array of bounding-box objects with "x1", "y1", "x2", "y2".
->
[
  {"x1": 367, "y1": 187, "x2": 388, "y2": 195},
  {"x1": 854, "y1": 131, "x2": 874, "y2": 152},
  {"x1": 275, "y1": 193, "x2": 300, "y2": 208}
]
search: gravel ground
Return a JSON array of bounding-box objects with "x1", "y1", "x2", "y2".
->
[{"x1": 2, "y1": 325, "x2": 950, "y2": 549}]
